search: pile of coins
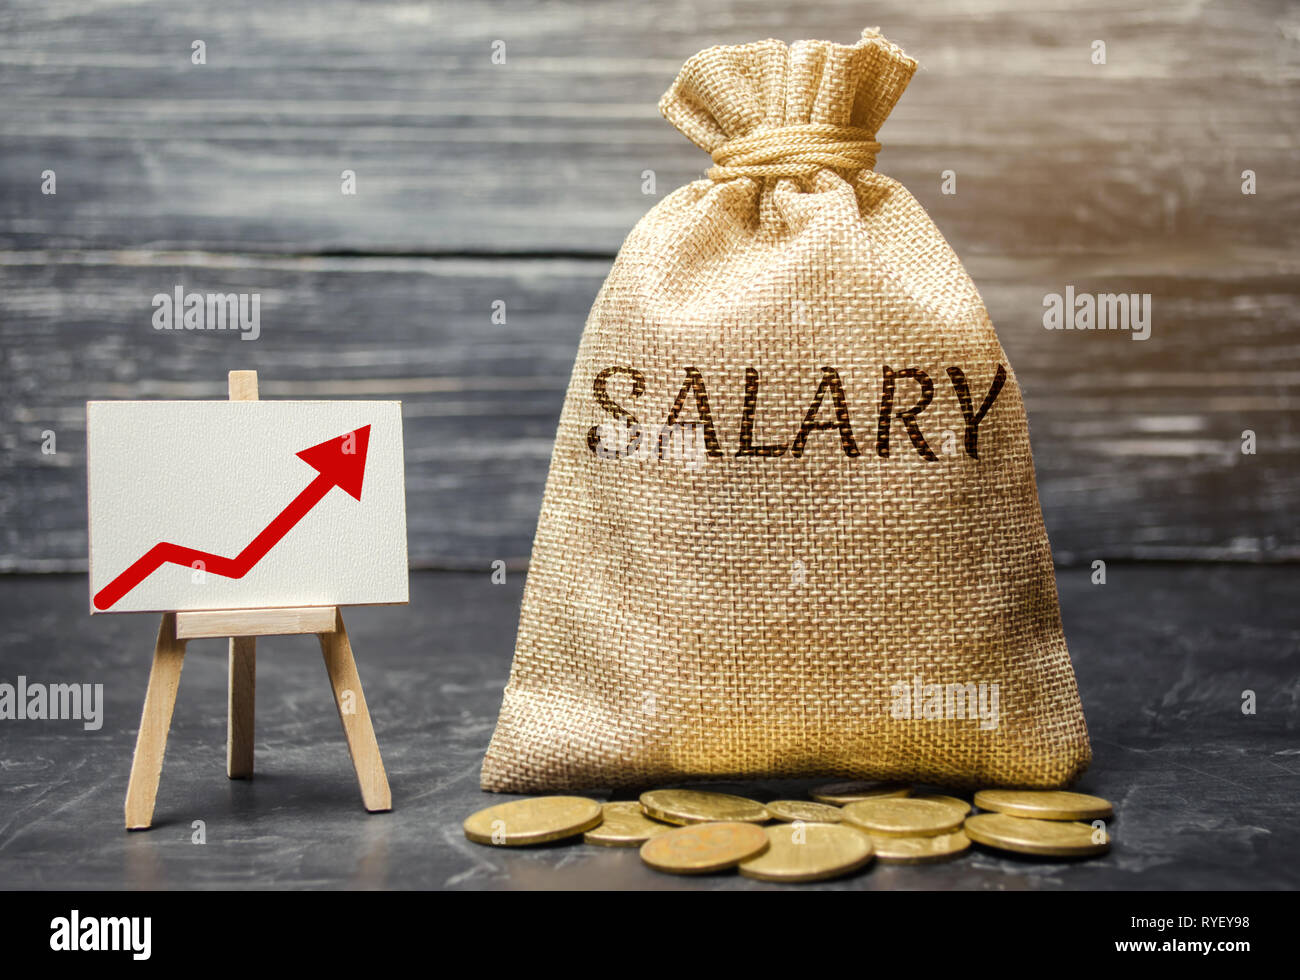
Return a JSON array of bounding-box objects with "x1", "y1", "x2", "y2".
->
[{"x1": 463, "y1": 782, "x2": 1114, "y2": 882}]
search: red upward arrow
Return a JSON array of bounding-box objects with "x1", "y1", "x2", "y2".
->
[{"x1": 93, "y1": 425, "x2": 371, "y2": 611}]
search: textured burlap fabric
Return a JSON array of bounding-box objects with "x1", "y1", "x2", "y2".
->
[{"x1": 481, "y1": 28, "x2": 1091, "y2": 792}]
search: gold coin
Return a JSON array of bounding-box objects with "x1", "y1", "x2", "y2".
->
[
  {"x1": 870, "y1": 830, "x2": 971, "y2": 864},
  {"x1": 639, "y1": 788, "x2": 769, "y2": 825},
  {"x1": 640, "y1": 821, "x2": 769, "y2": 874},
  {"x1": 463, "y1": 796, "x2": 602, "y2": 846},
  {"x1": 583, "y1": 801, "x2": 673, "y2": 847},
  {"x1": 974, "y1": 789, "x2": 1113, "y2": 821},
  {"x1": 739, "y1": 822, "x2": 874, "y2": 882},
  {"x1": 964, "y1": 813, "x2": 1111, "y2": 857},
  {"x1": 913, "y1": 794, "x2": 972, "y2": 818},
  {"x1": 809, "y1": 781, "x2": 911, "y2": 805},
  {"x1": 765, "y1": 799, "x2": 845, "y2": 824},
  {"x1": 841, "y1": 798, "x2": 965, "y2": 837}
]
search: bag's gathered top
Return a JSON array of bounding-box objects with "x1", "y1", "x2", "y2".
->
[{"x1": 659, "y1": 28, "x2": 917, "y2": 181}]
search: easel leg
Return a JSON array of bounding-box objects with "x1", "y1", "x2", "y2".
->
[
  {"x1": 124, "y1": 613, "x2": 187, "y2": 830},
  {"x1": 227, "y1": 636, "x2": 255, "y2": 778},
  {"x1": 318, "y1": 610, "x2": 391, "y2": 812}
]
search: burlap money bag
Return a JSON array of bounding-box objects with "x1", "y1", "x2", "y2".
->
[{"x1": 481, "y1": 28, "x2": 1091, "y2": 792}]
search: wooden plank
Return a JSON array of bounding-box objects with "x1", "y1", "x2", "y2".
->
[
  {"x1": 0, "y1": 0, "x2": 1294, "y2": 255},
  {"x1": 176, "y1": 605, "x2": 339, "y2": 640},
  {"x1": 123, "y1": 613, "x2": 186, "y2": 829},
  {"x1": 0, "y1": 253, "x2": 592, "y2": 570},
  {"x1": 2, "y1": 250, "x2": 1297, "y2": 567},
  {"x1": 3, "y1": 0, "x2": 1297, "y2": 569}
]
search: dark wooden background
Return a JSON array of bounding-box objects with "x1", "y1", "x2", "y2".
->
[{"x1": 2, "y1": 0, "x2": 1297, "y2": 570}]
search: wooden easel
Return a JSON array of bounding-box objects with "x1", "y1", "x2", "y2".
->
[{"x1": 123, "y1": 370, "x2": 392, "y2": 830}]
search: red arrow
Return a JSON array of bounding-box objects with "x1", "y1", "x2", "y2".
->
[{"x1": 93, "y1": 425, "x2": 371, "y2": 611}]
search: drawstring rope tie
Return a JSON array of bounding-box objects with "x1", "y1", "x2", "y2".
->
[{"x1": 708, "y1": 123, "x2": 881, "y2": 181}]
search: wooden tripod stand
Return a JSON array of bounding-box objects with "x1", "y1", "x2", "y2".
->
[{"x1": 122, "y1": 371, "x2": 392, "y2": 829}]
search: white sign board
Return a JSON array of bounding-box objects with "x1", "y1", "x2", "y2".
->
[{"x1": 87, "y1": 401, "x2": 408, "y2": 613}]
